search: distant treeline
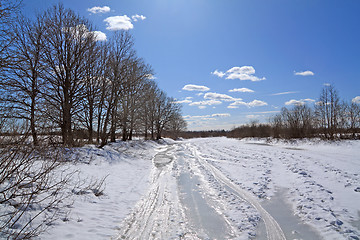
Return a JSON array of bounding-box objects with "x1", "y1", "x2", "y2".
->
[
  {"x1": 179, "y1": 85, "x2": 360, "y2": 140},
  {"x1": 0, "y1": 2, "x2": 186, "y2": 147}
]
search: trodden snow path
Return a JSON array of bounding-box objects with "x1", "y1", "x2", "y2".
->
[{"x1": 116, "y1": 141, "x2": 286, "y2": 239}]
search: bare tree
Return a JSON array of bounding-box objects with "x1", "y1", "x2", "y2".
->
[
  {"x1": 348, "y1": 101, "x2": 360, "y2": 138},
  {"x1": 0, "y1": 0, "x2": 22, "y2": 72},
  {"x1": 0, "y1": 15, "x2": 45, "y2": 146},
  {"x1": 153, "y1": 92, "x2": 180, "y2": 140},
  {"x1": 41, "y1": 4, "x2": 97, "y2": 146},
  {"x1": 118, "y1": 58, "x2": 153, "y2": 141},
  {"x1": 75, "y1": 42, "x2": 106, "y2": 143},
  {"x1": 0, "y1": 135, "x2": 74, "y2": 239},
  {"x1": 165, "y1": 111, "x2": 187, "y2": 139},
  {"x1": 98, "y1": 31, "x2": 134, "y2": 146},
  {"x1": 315, "y1": 85, "x2": 341, "y2": 139}
]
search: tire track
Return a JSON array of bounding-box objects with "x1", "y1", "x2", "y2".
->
[{"x1": 187, "y1": 143, "x2": 286, "y2": 240}]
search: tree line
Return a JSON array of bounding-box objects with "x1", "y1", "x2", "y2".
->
[
  {"x1": 229, "y1": 85, "x2": 360, "y2": 139},
  {"x1": 0, "y1": 2, "x2": 186, "y2": 147}
]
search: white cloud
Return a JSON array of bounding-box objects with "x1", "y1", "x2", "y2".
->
[
  {"x1": 248, "y1": 100, "x2": 268, "y2": 107},
  {"x1": 104, "y1": 15, "x2": 133, "y2": 31},
  {"x1": 182, "y1": 84, "x2": 210, "y2": 92},
  {"x1": 294, "y1": 70, "x2": 314, "y2": 76},
  {"x1": 352, "y1": 96, "x2": 360, "y2": 104},
  {"x1": 185, "y1": 97, "x2": 193, "y2": 100},
  {"x1": 65, "y1": 25, "x2": 107, "y2": 41},
  {"x1": 227, "y1": 105, "x2": 238, "y2": 109},
  {"x1": 212, "y1": 113, "x2": 231, "y2": 118},
  {"x1": 204, "y1": 92, "x2": 237, "y2": 102},
  {"x1": 285, "y1": 98, "x2": 315, "y2": 106},
  {"x1": 271, "y1": 91, "x2": 298, "y2": 96},
  {"x1": 226, "y1": 66, "x2": 265, "y2": 81},
  {"x1": 92, "y1": 31, "x2": 107, "y2": 41},
  {"x1": 229, "y1": 88, "x2": 254, "y2": 93},
  {"x1": 145, "y1": 74, "x2": 156, "y2": 80},
  {"x1": 212, "y1": 66, "x2": 265, "y2": 81},
  {"x1": 173, "y1": 99, "x2": 192, "y2": 104},
  {"x1": 230, "y1": 99, "x2": 268, "y2": 108},
  {"x1": 189, "y1": 100, "x2": 222, "y2": 106},
  {"x1": 211, "y1": 70, "x2": 225, "y2": 78},
  {"x1": 131, "y1": 14, "x2": 146, "y2": 22},
  {"x1": 323, "y1": 83, "x2": 331, "y2": 86},
  {"x1": 87, "y1": 6, "x2": 111, "y2": 14},
  {"x1": 198, "y1": 106, "x2": 207, "y2": 109},
  {"x1": 183, "y1": 115, "x2": 210, "y2": 119},
  {"x1": 246, "y1": 115, "x2": 261, "y2": 119}
]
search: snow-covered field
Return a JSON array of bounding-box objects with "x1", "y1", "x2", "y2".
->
[{"x1": 39, "y1": 137, "x2": 359, "y2": 239}]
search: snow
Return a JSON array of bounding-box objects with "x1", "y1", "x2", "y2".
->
[
  {"x1": 187, "y1": 137, "x2": 360, "y2": 239},
  {"x1": 3, "y1": 137, "x2": 359, "y2": 239},
  {"x1": 40, "y1": 140, "x2": 159, "y2": 240}
]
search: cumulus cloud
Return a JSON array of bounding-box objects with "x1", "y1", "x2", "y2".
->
[
  {"x1": 131, "y1": 14, "x2": 146, "y2": 22},
  {"x1": 104, "y1": 15, "x2": 134, "y2": 30},
  {"x1": 285, "y1": 98, "x2": 315, "y2": 106},
  {"x1": 64, "y1": 24, "x2": 107, "y2": 41},
  {"x1": 271, "y1": 91, "x2": 298, "y2": 96},
  {"x1": 92, "y1": 31, "x2": 107, "y2": 41},
  {"x1": 182, "y1": 84, "x2": 210, "y2": 92},
  {"x1": 204, "y1": 92, "x2": 237, "y2": 102},
  {"x1": 87, "y1": 6, "x2": 111, "y2": 14},
  {"x1": 211, "y1": 70, "x2": 225, "y2": 78},
  {"x1": 229, "y1": 88, "x2": 254, "y2": 93},
  {"x1": 294, "y1": 70, "x2": 314, "y2": 76},
  {"x1": 212, "y1": 66, "x2": 265, "y2": 81},
  {"x1": 229, "y1": 99, "x2": 268, "y2": 108},
  {"x1": 352, "y1": 96, "x2": 360, "y2": 104}
]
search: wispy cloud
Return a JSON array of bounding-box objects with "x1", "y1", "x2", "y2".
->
[
  {"x1": 131, "y1": 14, "x2": 146, "y2": 22},
  {"x1": 87, "y1": 6, "x2": 111, "y2": 14},
  {"x1": 212, "y1": 66, "x2": 265, "y2": 81},
  {"x1": 285, "y1": 98, "x2": 315, "y2": 106},
  {"x1": 229, "y1": 99, "x2": 268, "y2": 108},
  {"x1": 352, "y1": 96, "x2": 360, "y2": 104},
  {"x1": 212, "y1": 113, "x2": 231, "y2": 118},
  {"x1": 271, "y1": 91, "x2": 298, "y2": 96},
  {"x1": 104, "y1": 15, "x2": 133, "y2": 30},
  {"x1": 294, "y1": 70, "x2": 314, "y2": 76},
  {"x1": 229, "y1": 88, "x2": 254, "y2": 93},
  {"x1": 246, "y1": 115, "x2": 262, "y2": 119},
  {"x1": 204, "y1": 92, "x2": 238, "y2": 102},
  {"x1": 182, "y1": 84, "x2": 210, "y2": 92}
]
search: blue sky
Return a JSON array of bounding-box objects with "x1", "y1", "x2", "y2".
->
[{"x1": 23, "y1": 0, "x2": 360, "y2": 130}]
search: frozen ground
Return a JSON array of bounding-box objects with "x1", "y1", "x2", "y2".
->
[{"x1": 39, "y1": 137, "x2": 359, "y2": 239}]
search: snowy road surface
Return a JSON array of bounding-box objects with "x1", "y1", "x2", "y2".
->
[
  {"x1": 41, "y1": 138, "x2": 360, "y2": 239},
  {"x1": 117, "y1": 138, "x2": 360, "y2": 240}
]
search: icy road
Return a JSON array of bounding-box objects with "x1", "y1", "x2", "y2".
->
[{"x1": 117, "y1": 138, "x2": 360, "y2": 240}]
